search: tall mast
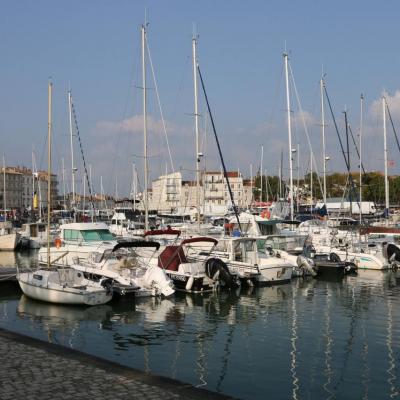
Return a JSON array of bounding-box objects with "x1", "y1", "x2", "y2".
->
[
  {"x1": 296, "y1": 143, "x2": 299, "y2": 212},
  {"x1": 284, "y1": 52, "x2": 294, "y2": 220},
  {"x1": 320, "y1": 77, "x2": 327, "y2": 205},
  {"x1": 310, "y1": 151, "x2": 313, "y2": 213},
  {"x1": 344, "y1": 110, "x2": 352, "y2": 215},
  {"x1": 142, "y1": 24, "x2": 149, "y2": 231},
  {"x1": 2, "y1": 154, "x2": 5, "y2": 223},
  {"x1": 260, "y1": 145, "x2": 264, "y2": 202},
  {"x1": 31, "y1": 149, "x2": 35, "y2": 212},
  {"x1": 62, "y1": 157, "x2": 66, "y2": 209},
  {"x1": 383, "y1": 96, "x2": 389, "y2": 220},
  {"x1": 83, "y1": 172, "x2": 86, "y2": 213},
  {"x1": 192, "y1": 33, "x2": 201, "y2": 228},
  {"x1": 250, "y1": 163, "x2": 253, "y2": 208},
  {"x1": 100, "y1": 175, "x2": 105, "y2": 211},
  {"x1": 359, "y1": 94, "x2": 364, "y2": 224},
  {"x1": 47, "y1": 81, "x2": 52, "y2": 268},
  {"x1": 133, "y1": 163, "x2": 137, "y2": 212},
  {"x1": 68, "y1": 90, "x2": 76, "y2": 217}
]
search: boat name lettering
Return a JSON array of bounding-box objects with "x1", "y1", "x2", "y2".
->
[{"x1": 169, "y1": 274, "x2": 187, "y2": 281}]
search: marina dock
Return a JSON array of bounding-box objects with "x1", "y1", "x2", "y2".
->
[{"x1": 0, "y1": 327, "x2": 234, "y2": 400}]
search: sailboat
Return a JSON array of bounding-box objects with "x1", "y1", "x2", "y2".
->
[{"x1": 17, "y1": 82, "x2": 112, "y2": 306}]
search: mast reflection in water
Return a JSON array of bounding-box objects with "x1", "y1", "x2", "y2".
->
[{"x1": 0, "y1": 252, "x2": 400, "y2": 399}]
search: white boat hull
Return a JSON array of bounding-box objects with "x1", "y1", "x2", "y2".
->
[
  {"x1": 257, "y1": 264, "x2": 293, "y2": 284},
  {"x1": 0, "y1": 233, "x2": 19, "y2": 251},
  {"x1": 18, "y1": 272, "x2": 112, "y2": 306}
]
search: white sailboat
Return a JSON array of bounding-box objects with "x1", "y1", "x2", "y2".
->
[{"x1": 17, "y1": 82, "x2": 112, "y2": 306}]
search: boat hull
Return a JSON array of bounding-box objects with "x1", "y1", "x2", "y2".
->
[
  {"x1": 257, "y1": 265, "x2": 293, "y2": 285},
  {"x1": 0, "y1": 233, "x2": 19, "y2": 251},
  {"x1": 17, "y1": 273, "x2": 112, "y2": 306}
]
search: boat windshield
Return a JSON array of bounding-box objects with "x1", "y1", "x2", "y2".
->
[
  {"x1": 64, "y1": 228, "x2": 115, "y2": 241},
  {"x1": 80, "y1": 230, "x2": 115, "y2": 241}
]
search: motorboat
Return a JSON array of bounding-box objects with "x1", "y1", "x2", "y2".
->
[
  {"x1": 38, "y1": 222, "x2": 118, "y2": 266},
  {"x1": 152, "y1": 237, "x2": 239, "y2": 293},
  {"x1": 189, "y1": 237, "x2": 293, "y2": 286},
  {"x1": 69, "y1": 241, "x2": 175, "y2": 297}
]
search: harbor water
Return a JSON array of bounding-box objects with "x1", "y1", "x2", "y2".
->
[{"x1": 0, "y1": 251, "x2": 399, "y2": 399}]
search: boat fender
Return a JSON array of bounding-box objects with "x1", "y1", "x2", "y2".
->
[
  {"x1": 185, "y1": 275, "x2": 195, "y2": 291},
  {"x1": 261, "y1": 210, "x2": 271, "y2": 219},
  {"x1": 54, "y1": 238, "x2": 62, "y2": 248}
]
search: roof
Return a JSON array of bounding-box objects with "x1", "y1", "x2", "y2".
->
[{"x1": 60, "y1": 222, "x2": 110, "y2": 231}]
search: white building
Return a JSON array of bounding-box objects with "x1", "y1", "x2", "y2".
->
[{"x1": 150, "y1": 171, "x2": 182, "y2": 212}]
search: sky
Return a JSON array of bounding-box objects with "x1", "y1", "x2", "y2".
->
[{"x1": 1, "y1": 0, "x2": 400, "y2": 197}]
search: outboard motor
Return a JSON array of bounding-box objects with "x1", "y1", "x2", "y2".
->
[
  {"x1": 143, "y1": 265, "x2": 175, "y2": 297},
  {"x1": 344, "y1": 262, "x2": 358, "y2": 275},
  {"x1": 205, "y1": 258, "x2": 239, "y2": 289},
  {"x1": 383, "y1": 243, "x2": 400, "y2": 269},
  {"x1": 100, "y1": 278, "x2": 114, "y2": 295},
  {"x1": 296, "y1": 255, "x2": 317, "y2": 277}
]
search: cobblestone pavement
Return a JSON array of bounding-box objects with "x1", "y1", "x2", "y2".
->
[{"x1": 0, "y1": 328, "x2": 234, "y2": 400}]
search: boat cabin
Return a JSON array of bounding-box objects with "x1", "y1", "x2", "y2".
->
[{"x1": 60, "y1": 222, "x2": 115, "y2": 244}]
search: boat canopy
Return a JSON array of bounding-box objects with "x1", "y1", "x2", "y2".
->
[
  {"x1": 144, "y1": 228, "x2": 181, "y2": 237},
  {"x1": 112, "y1": 241, "x2": 160, "y2": 252},
  {"x1": 181, "y1": 237, "x2": 218, "y2": 246}
]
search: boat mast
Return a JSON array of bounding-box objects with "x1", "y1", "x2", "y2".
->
[
  {"x1": 132, "y1": 163, "x2": 137, "y2": 212},
  {"x1": 383, "y1": 96, "x2": 389, "y2": 221},
  {"x1": 320, "y1": 77, "x2": 327, "y2": 205},
  {"x1": 359, "y1": 94, "x2": 363, "y2": 224},
  {"x1": 260, "y1": 144, "x2": 264, "y2": 202},
  {"x1": 344, "y1": 109, "x2": 352, "y2": 215},
  {"x1": 284, "y1": 52, "x2": 294, "y2": 220},
  {"x1": 62, "y1": 157, "x2": 66, "y2": 209},
  {"x1": 310, "y1": 151, "x2": 313, "y2": 213},
  {"x1": 279, "y1": 149, "x2": 283, "y2": 199},
  {"x1": 47, "y1": 81, "x2": 52, "y2": 268},
  {"x1": 250, "y1": 163, "x2": 253, "y2": 208},
  {"x1": 142, "y1": 23, "x2": 149, "y2": 231},
  {"x1": 296, "y1": 143, "x2": 299, "y2": 212},
  {"x1": 68, "y1": 90, "x2": 76, "y2": 219},
  {"x1": 192, "y1": 33, "x2": 201, "y2": 229},
  {"x1": 2, "y1": 154, "x2": 5, "y2": 223},
  {"x1": 83, "y1": 172, "x2": 86, "y2": 214}
]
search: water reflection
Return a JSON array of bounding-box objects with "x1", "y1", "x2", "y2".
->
[
  {"x1": 0, "y1": 250, "x2": 38, "y2": 269},
  {"x1": 0, "y1": 269, "x2": 398, "y2": 399}
]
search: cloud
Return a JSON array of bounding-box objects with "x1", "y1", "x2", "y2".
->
[
  {"x1": 93, "y1": 115, "x2": 181, "y2": 137},
  {"x1": 370, "y1": 90, "x2": 400, "y2": 121},
  {"x1": 292, "y1": 110, "x2": 317, "y2": 127}
]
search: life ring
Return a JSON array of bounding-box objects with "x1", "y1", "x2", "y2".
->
[
  {"x1": 54, "y1": 238, "x2": 62, "y2": 248},
  {"x1": 261, "y1": 210, "x2": 271, "y2": 219}
]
